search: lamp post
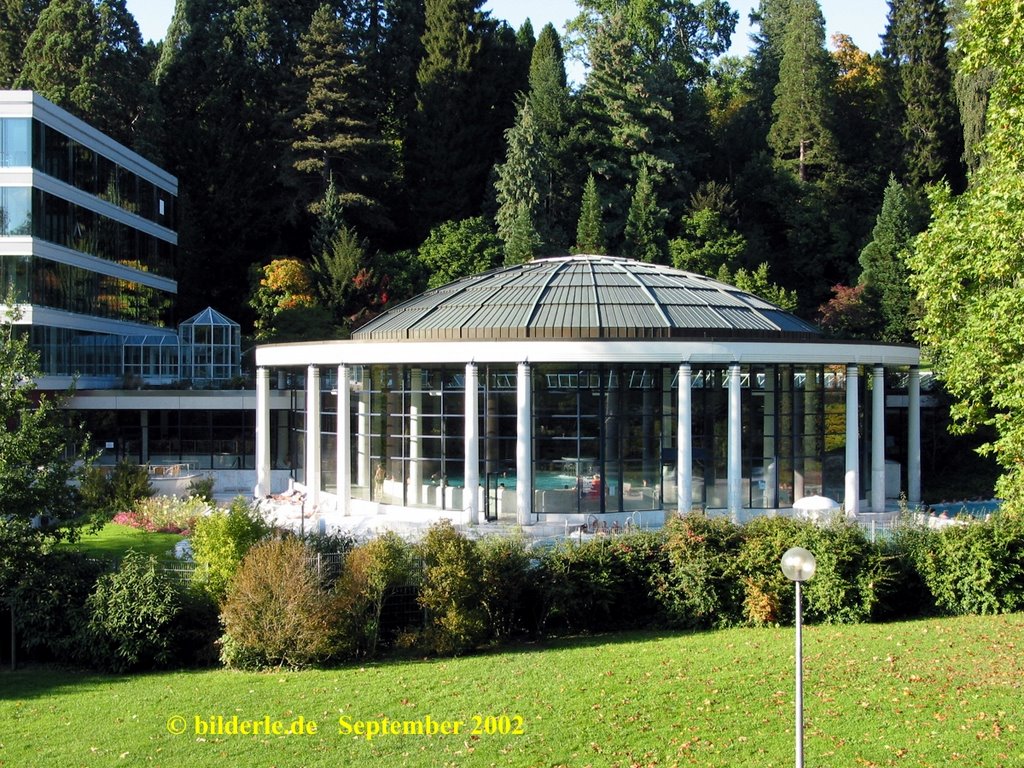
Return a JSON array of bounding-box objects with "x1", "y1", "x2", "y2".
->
[{"x1": 781, "y1": 546, "x2": 817, "y2": 768}]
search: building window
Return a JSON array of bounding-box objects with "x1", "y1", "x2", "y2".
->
[
  {"x1": 0, "y1": 118, "x2": 31, "y2": 167},
  {"x1": 0, "y1": 187, "x2": 31, "y2": 235}
]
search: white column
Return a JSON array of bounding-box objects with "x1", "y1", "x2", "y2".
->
[
  {"x1": 727, "y1": 363, "x2": 742, "y2": 520},
  {"x1": 464, "y1": 363, "x2": 480, "y2": 524},
  {"x1": 908, "y1": 367, "x2": 922, "y2": 505},
  {"x1": 254, "y1": 366, "x2": 271, "y2": 497},
  {"x1": 677, "y1": 364, "x2": 692, "y2": 513},
  {"x1": 516, "y1": 362, "x2": 532, "y2": 525},
  {"x1": 337, "y1": 365, "x2": 351, "y2": 516},
  {"x1": 305, "y1": 365, "x2": 321, "y2": 513},
  {"x1": 762, "y1": 368, "x2": 776, "y2": 509},
  {"x1": 409, "y1": 368, "x2": 422, "y2": 505},
  {"x1": 357, "y1": 368, "x2": 370, "y2": 489},
  {"x1": 871, "y1": 365, "x2": 886, "y2": 513},
  {"x1": 845, "y1": 365, "x2": 860, "y2": 517}
]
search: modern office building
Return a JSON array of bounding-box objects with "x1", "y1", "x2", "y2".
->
[
  {"x1": 0, "y1": 91, "x2": 282, "y2": 492},
  {"x1": 254, "y1": 255, "x2": 923, "y2": 529}
]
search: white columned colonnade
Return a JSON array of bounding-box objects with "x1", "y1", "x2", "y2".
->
[{"x1": 254, "y1": 338, "x2": 921, "y2": 521}]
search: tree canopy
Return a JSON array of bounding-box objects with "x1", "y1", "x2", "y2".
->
[{"x1": 909, "y1": 0, "x2": 1024, "y2": 503}]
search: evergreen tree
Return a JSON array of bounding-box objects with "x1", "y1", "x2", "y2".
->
[
  {"x1": 502, "y1": 205, "x2": 541, "y2": 266},
  {"x1": 575, "y1": 173, "x2": 606, "y2": 254},
  {"x1": 882, "y1": 0, "x2": 965, "y2": 190},
  {"x1": 311, "y1": 176, "x2": 347, "y2": 258},
  {"x1": 15, "y1": 0, "x2": 155, "y2": 150},
  {"x1": 156, "y1": 0, "x2": 318, "y2": 321},
  {"x1": 0, "y1": 0, "x2": 47, "y2": 87},
  {"x1": 407, "y1": 0, "x2": 521, "y2": 237},
  {"x1": 571, "y1": 1, "x2": 737, "y2": 239},
  {"x1": 859, "y1": 175, "x2": 924, "y2": 342},
  {"x1": 292, "y1": 3, "x2": 394, "y2": 236},
  {"x1": 670, "y1": 184, "x2": 747, "y2": 276},
  {"x1": 767, "y1": 0, "x2": 838, "y2": 183},
  {"x1": 623, "y1": 165, "x2": 667, "y2": 263},
  {"x1": 528, "y1": 23, "x2": 573, "y2": 247},
  {"x1": 14, "y1": 0, "x2": 97, "y2": 112},
  {"x1": 495, "y1": 99, "x2": 543, "y2": 264},
  {"x1": 748, "y1": 0, "x2": 793, "y2": 120}
]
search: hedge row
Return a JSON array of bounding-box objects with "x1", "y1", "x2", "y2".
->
[{"x1": 6, "y1": 509, "x2": 1024, "y2": 672}]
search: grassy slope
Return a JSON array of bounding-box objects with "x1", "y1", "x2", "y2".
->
[
  {"x1": 63, "y1": 522, "x2": 183, "y2": 560},
  {"x1": 1, "y1": 614, "x2": 1021, "y2": 767}
]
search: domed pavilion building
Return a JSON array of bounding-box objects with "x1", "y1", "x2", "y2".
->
[{"x1": 253, "y1": 255, "x2": 921, "y2": 530}]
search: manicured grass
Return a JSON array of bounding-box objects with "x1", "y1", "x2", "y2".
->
[
  {"x1": 63, "y1": 522, "x2": 184, "y2": 561},
  {"x1": 2, "y1": 613, "x2": 1022, "y2": 767}
]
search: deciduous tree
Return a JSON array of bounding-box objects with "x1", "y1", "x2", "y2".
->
[{"x1": 909, "y1": 0, "x2": 1024, "y2": 504}]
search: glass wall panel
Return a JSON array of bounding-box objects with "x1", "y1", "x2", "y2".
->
[
  {"x1": 0, "y1": 187, "x2": 31, "y2": 235},
  {"x1": 480, "y1": 366, "x2": 517, "y2": 520},
  {"x1": 618, "y1": 367, "x2": 663, "y2": 512},
  {"x1": 27, "y1": 325, "x2": 121, "y2": 377},
  {"x1": 0, "y1": 118, "x2": 31, "y2": 166},
  {"x1": 822, "y1": 366, "x2": 846, "y2": 500},
  {"x1": 31, "y1": 120, "x2": 177, "y2": 228},
  {"x1": 1, "y1": 255, "x2": 173, "y2": 325},
  {"x1": 29, "y1": 188, "x2": 175, "y2": 277}
]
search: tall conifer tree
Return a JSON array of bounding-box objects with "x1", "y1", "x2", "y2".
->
[
  {"x1": 623, "y1": 165, "x2": 667, "y2": 263},
  {"x1": 882, "y1": 0, "x2": 965, "y2": 190},
  {"x1": 859, "y1": 175, "x2": 922, "y2": 342},
  {"x1": 575, "y1": 174, "x2": 606, "y2": 255},
  {"x1": 407, "y1": 0, "x2": 522, "y2": 237},
  {"x1": 767, "y1": 0, "x2": 838, "y2": 183},
  {"x1": 528, "y1": 23, "x2": 572, "y2": 247},
  {"x1": 292, "y1": 3, "x2": 394, "y2": 236},
  {"x1": 495, "y1": 99, "x2": 543, "y2": 264}
]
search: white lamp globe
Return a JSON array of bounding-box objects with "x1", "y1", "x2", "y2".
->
[{"x1": 781, "y1": 547, "x2": 817, "y2": 583}]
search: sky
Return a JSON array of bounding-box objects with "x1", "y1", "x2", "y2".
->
[{"x1": 126, "y1": 0, "x2": 890, "y2": 74}]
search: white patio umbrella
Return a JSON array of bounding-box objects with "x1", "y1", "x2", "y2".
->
[{"x1": 792, "y1": 494, "x2": 840, "y2": 521}]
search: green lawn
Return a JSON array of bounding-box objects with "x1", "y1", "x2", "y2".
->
[
  {"x1": 62, "y1": 522, "x2": 184, "y2": 561},
  {"x1": 2, "y1": 613, "x2": 1021, "y2": 767}
]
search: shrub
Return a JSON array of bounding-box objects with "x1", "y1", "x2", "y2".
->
[
  {"x1": 416, "y1": 521, "x2": 486, "y2": 655},
  {"x1": 301, "y1": 530, "x2": 359, "y2": 587},
  {"x1": 79, "y1": 461, "x2": 154, "y2": 517},
  {"x1": 187, "y1": 475, "x2": 216, "y2": 504},
  {"x1": 190, "y1": 496, "x2": 271, "y2": 600},
  {"x1": 653, "y1": 513, "x2": 744, "y2": 629},
  {"x1": 219, "y1": 538, "x2": 338, "y2": 669},
  {"x1": 735, "y1": 515, "x2": 806, "y2": 625},
  {"x1": 799, "y1": 520, "x2": 897, "y2": 624},
  {"x1": 736, "y1": 516, "x2": 898, "y2": 626},
  {"x1": 478, "y1": 535, "x2": 531, "y2": 640},
  {"x1": 909, "y1": 511, "x2": 1024, "y2": 615},
  {"x1": 10, "y1": 549, "x2": 105, "y2": 663},
  {"x1": 334, "y1": 532, "x2": 413, "y2": 657},
  {"x1": 537, "y1": 537, "x2": 634, "y2": 634},
  {"x1": 86, "y1": 551, "x2": 184, "y2": 672}
]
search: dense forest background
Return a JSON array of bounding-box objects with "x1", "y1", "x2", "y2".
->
[{"x1": 2, "y1": 0, "x2": 977, "y2": 344}]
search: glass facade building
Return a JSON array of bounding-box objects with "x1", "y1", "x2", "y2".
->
[
  {"x1": 3, "y1": 92, "x2": 262, "y2": 489},
  {"x1": 255, "y1": 256, "x2": 923, "y2": 527},
  {"x1": 0, "y1": 90, "x2": 178, "y2": 387}
]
